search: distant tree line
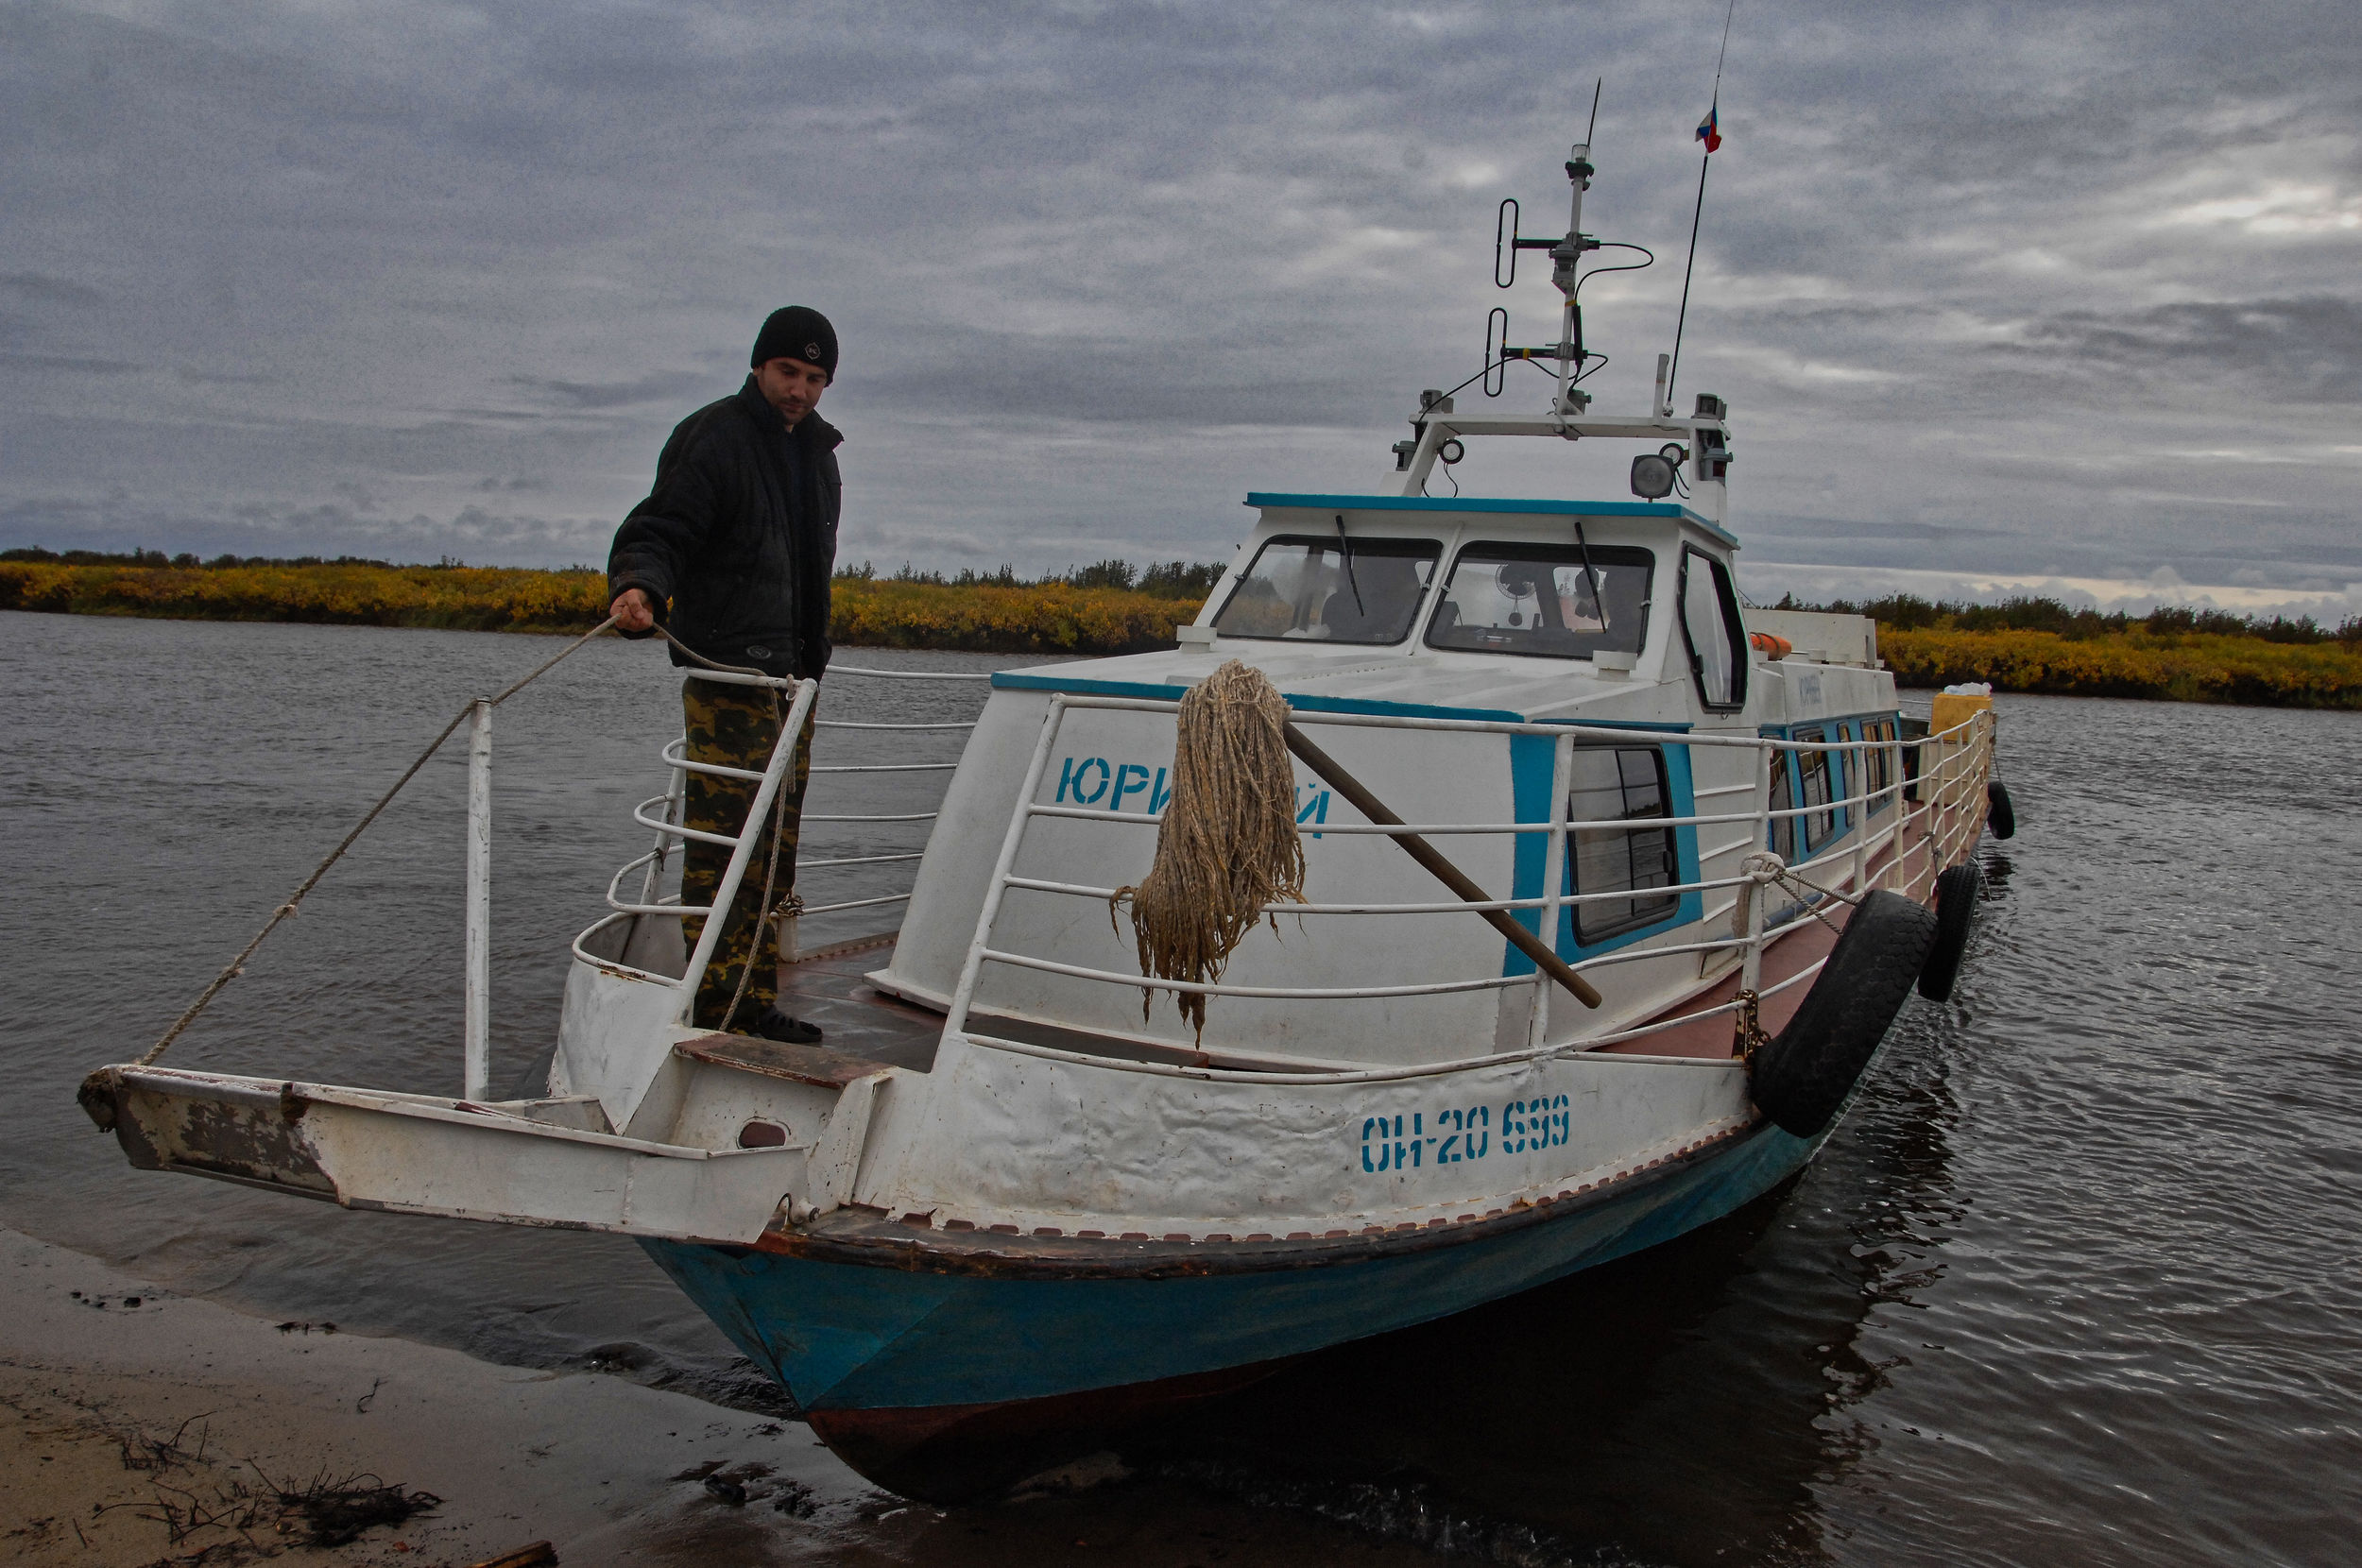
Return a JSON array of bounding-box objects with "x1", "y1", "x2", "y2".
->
[
  {"x1": 2, "y1": 545, "x2": 1225, "y2": 599},
  {"x1": 1773, "y1": 590, "x2": 2362, "y2": 647},
  {"x1": 0, "y1": 546, "x2": 516, "y2": 571},
  {"x1": 835, "y1": 557, "x2": 1224, "y2": 597}
]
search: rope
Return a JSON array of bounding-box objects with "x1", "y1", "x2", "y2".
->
[
  {"x1": 649, "y1": 622, "x2": 775, "y2": 679},
  {"x1": 1729, "y1": 844, "x2": 1853, "y2": 1057},
  {"x1": 639, "y1": 619, "x2": 808, "y2": 1034},
  {"x1": 716, "y1": 690, "x2": 795, "y2": 1035},
  {"x1": 1739, "y1": 849, "x2": 1857, "y2": 937},
  {"x1": 1110, "y1": 659, "x2": 1306, "y2": 1038},
  {"x1": 135, "y1": 615, "x2": 621, "y2": 1067}
]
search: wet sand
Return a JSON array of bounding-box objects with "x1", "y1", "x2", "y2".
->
[
  {"x1": 0, "y1": 1224, "x2": 882, "y2": 1565},
  {"x1": 2, "y1": 1226, "x2": 1453, "y2": 1568}
]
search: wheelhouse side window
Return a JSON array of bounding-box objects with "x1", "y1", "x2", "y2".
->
[
  {"x1": 1566, "y1": 744, "x2": 1680, "y2": 945},
  {"x1": 1768, "y1": 746, "x2": 1797, "y2": 862},
  {"x1": 1676, "y1": 548, "x2": 1747, "y2": 709},
  {"x1": 1212, "y1": 535, "x2": 1440, "y2": 644},
  {"x1": 1830, "y1": 724, "x2": 1851, "y2": 837},
  {"x1": 1862, "y1": 719, "x2": 1899, "y2": 816},
  {"x1": 1425, "y1": 541, "x2": 1652, "y2": 660},
  {"x1": 1793, "y1": 725, "x2": 1837, "y2": 850}
]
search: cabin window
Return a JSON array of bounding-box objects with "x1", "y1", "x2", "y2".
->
[
  {"x1": 1212, "y1": 535, "x2": 1439, "y2": 644},
  {"x1": 1861, "y1": 718, "x2": 1899, "y2": 816},
  {"x1": 1676, "y1": 548, "x2": 1747, "y2": 709},
  {"x1": 1793, "y1": 725, "x2": 1838, "y2": 849},
  {"x1": 1566, "y1": 744, "x2": 1680, "y2": 944},
  {"x1": 1425, "y1": 541, "x2": 1652, "y2": 660},
  {"x1": 1767, "y1": 745, "x2": 1797, "y2": 862}
]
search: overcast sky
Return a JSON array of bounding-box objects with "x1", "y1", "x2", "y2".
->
[{"x1": 4, "y1": 1, "x2": 2356, "y2": 613}]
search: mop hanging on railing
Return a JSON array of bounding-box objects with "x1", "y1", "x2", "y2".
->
[{"x1": 1113, "y1": 659, "x2": 1306, "y2": 1035}]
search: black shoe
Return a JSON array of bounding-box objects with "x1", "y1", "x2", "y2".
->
[{"x1": 745, "y1": 1007, "x2": 822, "y2": 1046}]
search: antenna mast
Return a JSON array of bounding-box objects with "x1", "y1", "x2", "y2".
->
[
  {"x1": 1548, "y1": 80, "x2": 1606, "y2": 420},
  {"x1": 1668, "y1": 0, "x2": 1737, "y2": 408}
]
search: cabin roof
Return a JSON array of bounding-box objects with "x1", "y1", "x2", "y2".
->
[
  {"x1": 993, "y1": 646, "x2": 1691, "y2": 724},
  {"x1": 1245, "y1": 493, "x2": 1737, "y2": 549}
]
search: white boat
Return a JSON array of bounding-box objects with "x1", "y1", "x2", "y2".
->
[{"x1": 81, "y1": 131, "x2": 2008, "y2": 1500}]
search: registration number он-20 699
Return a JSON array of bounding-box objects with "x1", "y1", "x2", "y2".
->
[{"x1": 1361, "y1": 1098, "x2": 1570, "y2": 1173}]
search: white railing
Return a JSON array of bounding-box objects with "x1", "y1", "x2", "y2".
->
[
  {"x1": 604, "y1": 663, "x2": 991, "y2": 999},
  {"x1": 942, "y1": 696, "x2": 1996, "y2": 1076}
]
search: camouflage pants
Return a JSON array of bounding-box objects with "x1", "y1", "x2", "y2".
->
[{"x1": 679, "y1": 677, "x2": 813, "y2": 1031}]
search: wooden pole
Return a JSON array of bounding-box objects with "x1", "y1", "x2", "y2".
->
[{"x1": 1282, "y1": 722, "x2": 1603, "y2": 1010}]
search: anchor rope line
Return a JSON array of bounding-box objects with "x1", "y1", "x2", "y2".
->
[
  {"x1": 717, "y1": 687, "x2": 797, "y2": 1036},
  {"x1": 648, "y1": 623, "x2": 775, "y2": 679},
  {"x1": 640, "y1": 621, "x2": 814, "y2": 1034},
  {"x1": 135, "y1": 614, "x2": 623, "y2": 1068},
  {"x1": 1740, "y1": 850, "x2": 1857, "y2": 937}
]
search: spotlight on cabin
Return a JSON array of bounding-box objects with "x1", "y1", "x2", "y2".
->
[{"x1": 1630, "y1": 452, "x2": 1678, "y2": 500}]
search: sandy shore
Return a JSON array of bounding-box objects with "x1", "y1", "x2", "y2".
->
[
  {"x1": 0, "y1": 1225, "x2": 898, "y2": 1566},
  {"x1": 1, "y1": 1226, "x2": 1435, "y2": 1568}
]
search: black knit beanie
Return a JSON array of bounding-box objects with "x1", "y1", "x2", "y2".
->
[{"x1": 750, "y1": 306, "x2": 839, "y2": 381}]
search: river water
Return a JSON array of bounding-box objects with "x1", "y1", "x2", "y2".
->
[{"x1": 3, "y1": 611, "x2": 2356, "y2": 1566}]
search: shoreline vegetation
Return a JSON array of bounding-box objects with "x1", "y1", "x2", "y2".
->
[
  {"x1": 1802, "y1": 592, "x2": 2362, "y2": 711},
  {"x1": 0, "y1": 549, "x2": 1220, "y2": 656},
  {"x1": 5, "y1": 549, "x2": 2358, "y2": 707}
]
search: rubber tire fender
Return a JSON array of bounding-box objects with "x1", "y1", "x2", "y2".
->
[
  {"x1": 1916, "y1": 861, "x2": 1983, "y2": 1002},
  {"x1": 1986, "y1": 778, "x2": 2016, "y2": 840},
  {"x1": 1749, "y1": 890, "x2": 1938, "y2": 1138}
]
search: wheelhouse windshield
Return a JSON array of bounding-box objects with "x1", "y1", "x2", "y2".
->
[
  {"x1": 1425, "y1": 541, "x2": 1653, "y2": 659},
  {"x1": 1212, "y1": 536, "x2": 1440, "y2": 644}
]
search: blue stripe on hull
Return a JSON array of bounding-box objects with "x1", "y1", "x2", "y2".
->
[{"x1": 642, "y1": 1123, "x2": 1816, "y2": 1415}]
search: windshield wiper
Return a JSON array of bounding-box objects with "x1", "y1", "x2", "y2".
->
[
  {"x1": 1573, "y1": 518, "x2": 1604, "y2": 635},
  {"x1": 1333, "y1": 513, "x2": 1364, "y2": 616}
]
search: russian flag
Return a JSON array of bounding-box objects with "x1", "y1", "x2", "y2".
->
[{"x1": 1696, "y1": 104, "x2": 1722, "y2": 153}]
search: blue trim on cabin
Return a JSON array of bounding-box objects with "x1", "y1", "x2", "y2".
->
[
  {"x1": 1244, "y1": 493, "x2": 1739, "y2": 549},
  {"x1": 987, "y1": 670, "x2": 1525, "y2": 724},
  {"x1": 1759, "y1": 707, "x2": 1906, "y2": 857},
  {"x1": 1501, "y1": 725, "x2": 1704, "y2": 971},
  {"x1": 639, "y1": 1121, "x2": 1817, "y2": 1415}
]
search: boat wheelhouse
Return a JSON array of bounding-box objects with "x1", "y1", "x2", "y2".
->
[{"x1": 81, "y1": 130, "x2": 2009, "y2": 1501}]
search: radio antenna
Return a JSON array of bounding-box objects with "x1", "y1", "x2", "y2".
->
[
  {"x1": 1585, "y1": 77, "x2": 1601, "y2": 145},
  {"x1": 1666, "y1": 0, "x2": 1737, "y2": 409}
]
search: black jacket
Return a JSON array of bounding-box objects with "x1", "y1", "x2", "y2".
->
[{"x1": 607, "y1": 377, "x2": 841, "y2": 679}]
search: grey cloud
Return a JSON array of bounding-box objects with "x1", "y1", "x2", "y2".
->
[
  {"x1": 0, "y1": 350, "x2": 140, "y2": 373},
  {"x1": 2000, "y1": 298, "x2": 2362, "y2": 403},
  {"x1": 503, "y1": 371, "x2": 717, "y2": 411},
  {"x1": 1, "y1": 272, "x2": 103, "y2": 305},
  {"x1": 1, "y1": 0, "x2": 2356, "y2": 590},
  {"x1": 0, "y1": 493, "x2": 607, "y2": 563}
]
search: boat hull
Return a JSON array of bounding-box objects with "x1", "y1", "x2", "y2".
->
[{"x1": 642, "y1": 1116, "x2": 1818, "y2": 1499}]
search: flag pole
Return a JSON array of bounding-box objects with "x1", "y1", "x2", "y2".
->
[
  {"x1": 1666, "y1": 143, "x2": 1711, "y2": 407},
  {"x1": 1667, "y1": 0, "x2": 1738, "y2": 409}
]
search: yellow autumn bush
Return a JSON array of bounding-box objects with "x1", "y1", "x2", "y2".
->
[
  {"x1": 9, "y1": 560, "x2": 2357, "y2": 705},
  {"x1": 0, "y1": 561, "x2": 1205, "y2": 655},
  {"x1": 1879, "y1": 626, "x2": 2362, "y2": 708}
]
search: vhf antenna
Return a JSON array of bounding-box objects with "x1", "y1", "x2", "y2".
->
[
  {"x1": 1549, "y1": 81, "x2": 1605, "y2": 418},
  {"x1": 1667, "y1": 0, "x2": 1738, "y2": 410},
  {"x1": 1491, "y1": 79, "x2": 1605, "y2": 417}
]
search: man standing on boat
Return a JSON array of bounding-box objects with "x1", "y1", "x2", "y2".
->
[{"x1": 606, "y1": 307, "x2": 842, "y2": 1046}]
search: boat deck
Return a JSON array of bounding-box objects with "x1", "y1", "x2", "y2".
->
[
  {"x1": 771, "y1": 932, "x2": 943, "y2": 1073},
  {"x1": 776, "y1": 933, "x2": 1243, "y2": 1073}
]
